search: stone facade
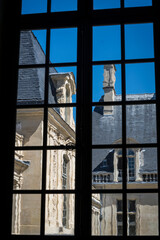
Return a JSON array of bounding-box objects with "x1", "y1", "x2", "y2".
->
[{"x1": 12, "y1": 69, "x2": 76, "y2": 235}]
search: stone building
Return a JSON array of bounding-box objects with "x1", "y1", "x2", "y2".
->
[
  {"x1": 92, "y1": 64, "x2": 158, "y2": 236},
  {"x1": 12, "y1": 31, "x2": 76, "y2": 235},
  {"x1": 12, "y1": 31, "x2": 158, "y2": 236}
]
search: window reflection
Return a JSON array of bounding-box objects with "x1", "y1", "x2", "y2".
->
[
  {"x1": 92, "y1": 194, "x2": 158, "y2": 236},
  {"x1": 45, "y1": 194, "x2": 75, "y2": 235}
]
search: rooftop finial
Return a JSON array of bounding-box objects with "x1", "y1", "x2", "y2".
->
[{"x1": 103, "y1": 65, "x2": 116, "y2": 115}]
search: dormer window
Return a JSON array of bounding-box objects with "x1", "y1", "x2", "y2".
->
[{"x1": 117, "y1": 149, "x2": 135, "y2": 182}]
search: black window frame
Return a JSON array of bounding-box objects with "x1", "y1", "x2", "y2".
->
[{"x1": 2, "y1": 0, "x2": 160, "y2": 239}]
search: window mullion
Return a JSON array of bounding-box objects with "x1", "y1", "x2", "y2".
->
[
  {"x1": 153, "y1": 16, "x2": 160, "y2": 237},
  {"x1": 121, "y1": 22, "x2": 127, "y2": 237}
]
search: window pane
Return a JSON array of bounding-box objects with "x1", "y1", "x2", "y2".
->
[
  {"x1": 19, "y1": 30, "x2": 46, "y2": 65},
  {"x1": 93, "y1": 0, "x2": 120, "y2": 10},
  {"x1": 92, "y1": 194, "x2": 122, "y2": 235},
  {"x1": 21, "y1": 0, "x2": 47, "y2": 14},
  {"x1": 51, "y1": 0, "x2": 77, "y2": 12},
  {"x1": 127, "y1": 193, "x2": 159, "y2": 236},
  {"x1": 45, "y1": 194, "x2": 75, "y2": 235},
  {"x1": 47, "y1": 107, "x2": 76, "y2": 146},
  {"x1": 46, "y1": 150, "x2": 75, "y2": 190},
  {"x1": 125, "y1": 0, "x2": 152, "y2": 8},
  {"x1": 128, "y1": 200, "x2": 136, "y2": 212},
  {"x1": 15, "y1": 109, "x2": 44, "y2": 146},
  {"x1": 92, "y1": 64, "x2": 121, "y2": 102},
  {"x1": 126, "y1": 104, "x2": 157, "y2": 144},
  {"x1": 17, "y1": 68, "x2": 45, "y2": 105},
  {"x1": 129, "y1": 226, "x2": 136, "y2": 236},
  {"x1": 49, "y1": 66, "x2": 77, "y2": 104},
  {"x1": 129, "y1": 214, "x2": 135, "y2": 223},
  {"x1": 125, "y1": 23, "x2": 154, "y2": 59},
  {"x1": 50, "y1": 28, "x2": 77, "y2": 63},
  {"x1": 93, "y1": 25, "x2": 121, "y2": 61},
  {"x1": 12, "y1": 194, "x2": 41, "y2": 235},
  {"x1": 127, "y1": 148, "x2": 158, "y2": 189},
  {"x1": 92, "y1": 105, "x2": 122, "y2": 145},
  {"x1": 126, "y1": 63, "x2": 155, "y2": 100},
  {"x1": 92, "y1": 149, "x2": 122, "y2": 189},
  {"x1": 14, "y1": 150, "x2": 43, "y2": 190}
]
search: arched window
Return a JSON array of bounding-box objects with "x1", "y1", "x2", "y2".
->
[
  {"x1": 127, "y1": 149, "x2": 135, "y2": 182},
  {"x1": 62, "y1": 156, "x2": 68, "y2": 189},
  {"x1": 62, "y1": 155, "x2": 69, "y2": 227}
]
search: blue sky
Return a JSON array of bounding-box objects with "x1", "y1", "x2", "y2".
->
[
  {"x1": 93, "y1": 0, "x2": 152, "y2": 9},
  {"x1": 21, "y1": 0, "x2": 152, "y2": 14},
  {"x1": 22, "y1": 0, "x2": 155, "y2": 106},
  {"x1": 21, "y1": 0, "x2": 77, "y2": 14}
]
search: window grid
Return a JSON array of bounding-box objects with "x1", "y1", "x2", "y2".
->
[
  {"x1": 91, "y1": 0, "x2": 160, "y2": 238},
  {"x1": 5, "y1": 0, "x2": 160, "y2": 238}
]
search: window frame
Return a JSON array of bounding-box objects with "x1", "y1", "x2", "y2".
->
[{"x1": 2, "y1": 0, "x2": 160, "y2": 238}]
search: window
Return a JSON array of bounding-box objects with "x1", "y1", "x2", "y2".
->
[
  {"x1": 117, "y1": 199, "x2": 136, "y2": 236},
  {"x1": 3, "y1": 0, "x2": 160, "y2": 239},
  {"x1": 117, "y1": 148, "x2": 135, "y2": 182},
  {"x1": 117, "y1": 200, "x2": 123, "y2": 235},
  {"x1": 62, "y1": 156, "x2": 68, "y2": 189},
  {"x1": 128, "y1": 200, "x2": 136, "y2": 235}
]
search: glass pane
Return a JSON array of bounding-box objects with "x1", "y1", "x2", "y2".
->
[
  {"x1": 127, "y1": 193, "x2": 158, "y2": 236},
  {"x1": 17, "y1": 68, "x2": 45, "y2": 105},
  {"x1": 49, "y1": 66, "x2": 77, "y2": 104},
  {"x1": 128, "y1": 200, "x2": 136, "y2": 212},
  {"x1": 127, "y1": 148, "x2": 158, "y2": 189},
  {"x1": 51, "y1": 0, "x2": 77, "y2": 12},
  {"x1": 15, "y1": 109, "x2": 44, "y2": 146},
  {"x1": 92, "y1": 105, "x2": 122, "y2": 145},
  {"x1": 125, "y1": 23, "x2": 154, "y2": 59},
  {"x1": 125, "y1": 0, "x2": 152, "y2": 8},
  {"x1": 50, "y1": 28, "x2": 77, "y2": 63},
  {"x1": 46, "y1": 150, "x2": 75, "y2": 189},
  {"x1": 126, "y1": 63, "x2": 155, "y2": 100},
  {"x1": 93, "y1": 0, "x2": 120, "y2": 9},
  {"x1": 45, "y1": 194, "x2": 75, "y2": 235},
  {"x1": 19, "y1": 30, "x2": 46, "y2": 65},
  {"x1": 93, "y1": 25, "x2": 121, "y2": 61},
  {"x1": 47, "y1": 107, "x2": 76, "y2": 146},
  {"x1": 93, "y1": 64, "x2": 121, "y2": 102},
  {"x1": 117, "y1": 199, "x2": 123, "y2": 212},
  {"x1": 129, "y1": 214, "x2": 135, "y2": 222},
  {"x1": 92, "y1": 194, "x2": 122, "y2": 235},
  {"x1": 126, "y1": 104, "x2": 157, "y2": 144},
  {"x1": 12, "y1": 194, "x2": 41, "y2": 235},
  {"x1": 92, "y1": 149, "x2": 122, "y2": 189},
  {"x1": 21, "y1": 0, "x2": 47, "y2": 14},
  {"x1": 14, "y1": 150, "x2": 43, "y2": 190}
]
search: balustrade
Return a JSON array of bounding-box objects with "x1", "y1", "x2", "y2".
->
[
  {"x1": 142, "y1": 173, "x2": 157, "y2": 182},
  {"x1": 92, "y1": 172, "x2": 158, "y2": 184},
  {"x1": 92, "y1": 173, "x2": 112, "y2": 183}
]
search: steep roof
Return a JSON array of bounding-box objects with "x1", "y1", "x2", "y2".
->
[
  {"x1": 17, "y1": 31, "x2": 57, "y2": 105},
  {"x1": 93, "y1": 150, "x2": 114, "y2": 173},
  {"x1": 92, "y1": 94, "x2": 157, "y2": 173}
]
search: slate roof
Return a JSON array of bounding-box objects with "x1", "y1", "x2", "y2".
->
[
  {"x1": 92, "y1": 93, "x2": 157, "y2": 173},
  {"x1": 93, "y1": 150, "x2": 114, "y2": 173},
  {"x1": 17, "y1": 31, "x2": 57, "y2": 105}
]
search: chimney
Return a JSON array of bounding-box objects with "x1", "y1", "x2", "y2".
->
[{"x1": 103, "y1": 64, "x2": 116, "y2": 115}]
